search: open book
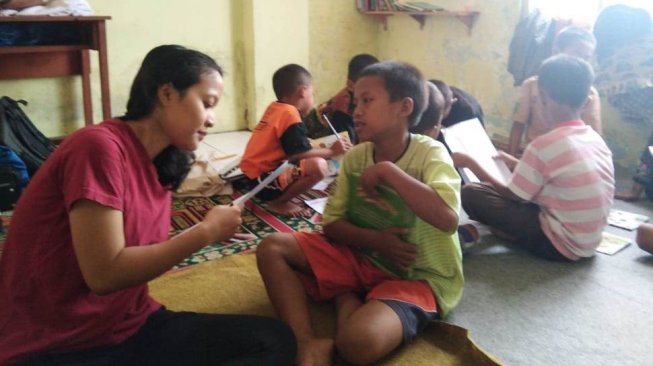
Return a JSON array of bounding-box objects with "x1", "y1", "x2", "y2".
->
[
  {"x1": 597, "y1": 232, "x2": 631, "y2": 255},
  {"x1": 441, "y1": 118, "x2": 512, "y2": 184},
  {"x1": 607, "y1": 209, "x2": 649, "y2": 231},
  {"x1": 346, "y1": 172, "x2": 415, "y2": 277}
]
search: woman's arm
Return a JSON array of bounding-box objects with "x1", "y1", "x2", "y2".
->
[{"x1": 69, "y1": 200, "x2": 241, "y2": 295}]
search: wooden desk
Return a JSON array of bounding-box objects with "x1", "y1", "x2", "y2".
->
[{"x1": 0, "y1": 16, "x2": 111, "y2": 125}]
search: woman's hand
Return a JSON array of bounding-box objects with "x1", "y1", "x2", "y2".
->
[{"x1": 199, "y1": 204, "x2": 242, "y2": 244}]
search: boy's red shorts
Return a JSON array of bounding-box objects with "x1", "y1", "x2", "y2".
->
[{"x1": 292, "y1": 231, "x2": 437, "y2": 313}]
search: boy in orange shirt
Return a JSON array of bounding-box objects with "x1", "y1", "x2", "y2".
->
[{"x1": 240, "y1": 64, "x2": 350, "y2": 216}]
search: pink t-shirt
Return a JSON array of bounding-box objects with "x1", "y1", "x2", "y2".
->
[
  {"x1": 508, "y1": 120, "x2": 614, "y2": 259},
  {"x1": 0, "y1": 120, "x2": 168, "y2": 363}
]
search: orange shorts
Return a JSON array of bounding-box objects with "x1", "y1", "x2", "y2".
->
[{"x1": 293, "y1": 231, "x2": 438, "y2": 313}]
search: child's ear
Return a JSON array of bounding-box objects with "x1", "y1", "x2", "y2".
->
[
  {"x1": 400, "y1": 97, "x2": 414, "y2": 117},
  {"x1": 298, "y1": 85, "x2": 310, "y2": 99}
]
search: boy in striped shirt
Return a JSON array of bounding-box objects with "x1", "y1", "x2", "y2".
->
[{"x1": 453, "y1": 55, "x2": 614, "y2": 261}]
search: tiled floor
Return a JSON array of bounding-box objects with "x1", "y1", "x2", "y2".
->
[{"x1": 199, "y1": 130, "x2": 251, "y2": 156}]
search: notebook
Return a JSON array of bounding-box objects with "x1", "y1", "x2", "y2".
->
[{"x1": 441, "y1": 118, "x2": 512, "y2": 185}]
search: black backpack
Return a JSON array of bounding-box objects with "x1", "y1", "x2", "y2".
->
[
  {"x1": 0, "y1": 96, "x2": 57, "y2": 177},
  {"x1": 0, "y1": 146, "x2": 29, "y2": 211}
]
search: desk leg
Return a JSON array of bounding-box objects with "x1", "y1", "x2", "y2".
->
[
  {"x1": 97, "y1": 21, "x2": 111, "y2": 120},
  {"x1": 80, "y1": 49, "x2": 93, "y2": 125}
]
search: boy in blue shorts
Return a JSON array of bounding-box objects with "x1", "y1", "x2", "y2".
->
[{"x1": 257, "y1": 61, "x2": 463, "y2": 365}]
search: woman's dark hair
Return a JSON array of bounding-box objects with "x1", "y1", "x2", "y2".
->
[
  {"x1": 593, "y1": 5, "x2": 652, "y2": 64},
  {"x1": 357, "y1": 61, "x2": 427, "y2": 128},
  {"x1": 121, "y1": 45, "x2": 222, "y2": 190}
]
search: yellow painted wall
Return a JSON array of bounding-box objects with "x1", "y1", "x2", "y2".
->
[
  {"x1": 308, "y1": 0, "x2": 379, "y2": 104},
  {"x1": 1, "y1": 0, "x2": 239, "y2": 136},
  {"x1": 245, "y1": 0, "x2": 309, "y2": 129},
  {"x1": 308, "y1": 0, "x2": 520, "y2": 140},
  {"x1": 0, "y1": 0, "x2": 640, "y2": 172}
]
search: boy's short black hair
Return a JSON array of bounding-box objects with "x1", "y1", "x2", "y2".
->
[
  {"x1": 410, "y1": 81, "x2": 444, "y2": 135},
  {"x1": 554, "y1": 26, "x2": 596, "y2": 50},
  {"x1": 357, "y1": 61, "x2": 427, "y2": 128},
  {"x1": 347, "y1": 54, "x2": 380, "y2": 81},
  {"x1": 537, "y1": 54, "x2": 594, "y2": 109},
  {"x1": 272, "y1": 64, "x2": 312, "y2": 100}
]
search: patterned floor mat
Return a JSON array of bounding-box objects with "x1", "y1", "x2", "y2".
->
[
  {"x1": 170, "y1": 189, "x2": 329, "y2": 269},
  {"x1": 0, "y1": 190, "x2": 329, "y2": 267}
]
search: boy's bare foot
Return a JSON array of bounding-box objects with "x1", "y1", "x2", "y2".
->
[
  {"x1": 297, "y1": 338, "x2": 334, "y2": 366},
  {"x1": 267, "y1": 201, "x2": 312, "y2": 217}
]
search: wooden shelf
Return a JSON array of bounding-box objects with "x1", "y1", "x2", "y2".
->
[{"x1": 360, "y1": 10, "x2": 480, "y2": 34}]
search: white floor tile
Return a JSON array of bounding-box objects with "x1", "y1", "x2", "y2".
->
[{"x1": 198, "y1": 130, "x2": 251, "y2": 156}]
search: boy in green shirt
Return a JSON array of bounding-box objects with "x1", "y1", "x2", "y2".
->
[{"x1": 257, "y1": 61, "x2": 463, "y2": 365}]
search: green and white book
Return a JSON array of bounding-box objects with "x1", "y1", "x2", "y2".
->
[{"x1": 346, "y1": 172, "x2": 416, "y2": 277}]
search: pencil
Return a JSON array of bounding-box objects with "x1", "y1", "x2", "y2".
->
[{"x1": 322, "y1": 114, "x2": 342, "y2": 141}]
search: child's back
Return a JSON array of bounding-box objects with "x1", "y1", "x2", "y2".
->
[{"x1": 456, "y1": 54, "x2": 614, "y2": 261}]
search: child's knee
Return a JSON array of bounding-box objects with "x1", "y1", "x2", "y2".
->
[
  {"x1": 303, "y1": 157, "x2": 328, "y2": 178},
  {"x1": 636, "y1": 223, "x2": 653, "y2": 254},
  {"x1": 335, "y1": 324, "x2": 387, "y2": 365},
  {"x1": 256, "y1": 233, "x2": 295, "y2": 262}
]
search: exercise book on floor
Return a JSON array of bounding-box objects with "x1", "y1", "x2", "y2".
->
[
  {"x1": 441, "y1": 118, "x2": 511, "y2": 185},
  {"x1": 607, "y1": 209, "x2": 649, "y2": 231},
  {"x1": 597, "y1": 232, "x2": 631, "y2": 255}
]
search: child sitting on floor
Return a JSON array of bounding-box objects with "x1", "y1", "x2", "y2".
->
[
  {"x1": 508, "y1": 26, "x2": 602, "y2": 157},
  {"x1": 409, "y1": 80, "x2": 445, "y2": 138},
  {"x1": 239, "y1": 63, "x2": 350, "y2": 217},
  {"x1": 453, "y1": 54, "x2": 614, "y2": 261},
  {"x1": 304, "y1": 53, "x2": 380, "y2": 143},
  {"x1": 256, "y1": 61, "x2": 463, "y2": 365}
]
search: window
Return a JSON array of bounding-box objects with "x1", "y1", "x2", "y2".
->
[{"x1": 528, "y1": 0, "x2": 653, "y2": 24}]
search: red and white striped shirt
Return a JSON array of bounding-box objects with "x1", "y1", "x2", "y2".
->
[{"x1": 508, "y1": 120, "x2": 614, "y2": 259}]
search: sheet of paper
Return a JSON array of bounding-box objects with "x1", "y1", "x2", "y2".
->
[
  {"x1": 441, "y1": 118, "x2": 512, "y2": 184},
  {"x1": 312, "y1": 176, "x2": 335, "y2": 191},
  {"x1": 231, "y1": 161, "x2": 292, "y2": 207},
  {"x1": 607, "y1": 209, "x2": 649, "y2": 231},
  {"x1": 304, "y1": 197, "x2": 328, "y2": 215},
  {"x1": 597, "y1": 232, "x2": 631, "y2": 255}
]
